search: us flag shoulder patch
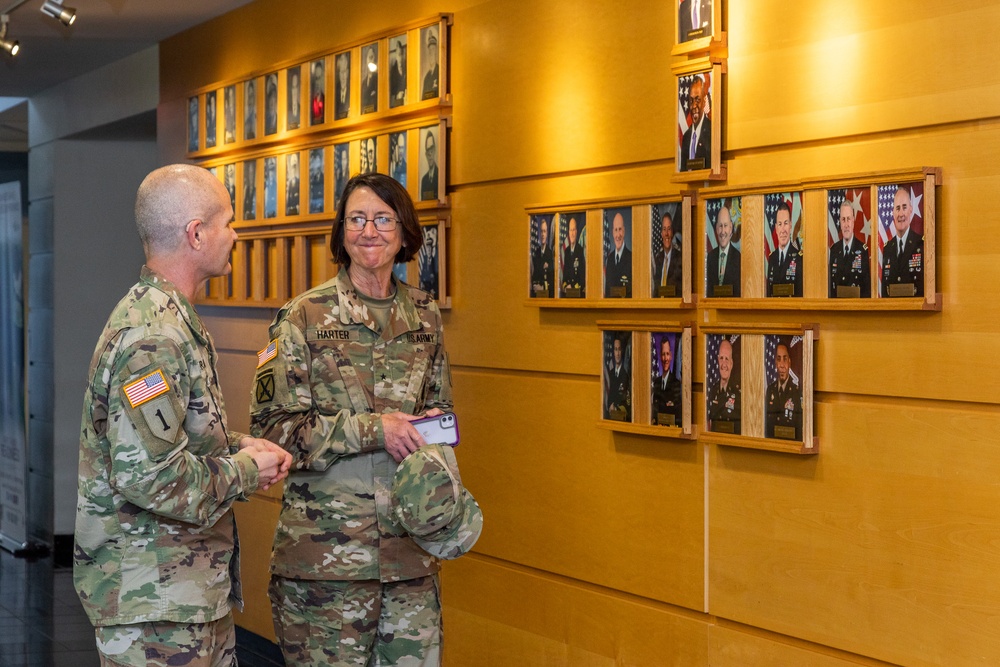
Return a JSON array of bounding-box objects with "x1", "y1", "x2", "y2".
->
[
  {"x1": 257, "y1": 339, "x2": 278, "y2": 368},
  {"x1": 123, "y1": 369, "x2": 170, "y2": 408}
]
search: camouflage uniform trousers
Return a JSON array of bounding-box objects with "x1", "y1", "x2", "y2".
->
[
  {"x1": 94, "y1": 612, "x2": 236, "y2": 667},
  {"x1": 269, "y1": 574, "x2": 441, "y2": 666}
]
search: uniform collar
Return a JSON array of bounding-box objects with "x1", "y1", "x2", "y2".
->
[
  {"x1": 139, "y1": 265, "x2": 210, "y2": 345},
  {"x1": 336, "y1": 265, "x2": 424, "y2": 340}
]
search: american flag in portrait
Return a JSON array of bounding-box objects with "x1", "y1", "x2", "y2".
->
[
  {"x1": 705, "y1": 333, "x2": 740, "y2": 391},
  {"x1": 876, "y1": 181, "x2": 923, "y2": 260},
  {"x1": 650, "y1": 202, "x2": 682, "y2": 262},
  {"x1": 705, "y1": 196, "x2": 742, "y2": 251},
  {"x1": 763, "y1": 192, "x2": 803, "y2": 258},
  {"x1": 650, "y1": 332, "x2": 680, "y2": 381},
  {"x1": 826, "y1": 188, "x2": 872, "y2": 247},
  {"x1": 559, "y1": 211, "x2": 586, "y2": 274},
  {"x1": 529, "y1": 214, "x2": 553, "y2": 256},
  {"x1": 677, "y1": 71, "x2": 712, "y2": 151},
  {"x1": 764, "y1": 334, "x2": 802, "y2": 387}
]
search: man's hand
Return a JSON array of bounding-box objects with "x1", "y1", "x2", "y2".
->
[
  {"x1": 240, "y1": 437, "x2": 292, "y2": 491},
  {"x1": 381, "y1": 409, "x2": 443, "y2": 463}
]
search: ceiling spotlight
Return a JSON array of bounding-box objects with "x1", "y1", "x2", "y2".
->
[
  {"x1": 0, "y1": 15, "x2": 18, "y2": 56},
  {"x1": 40, "y1": 0, "x2": 75, "y2": 26}
]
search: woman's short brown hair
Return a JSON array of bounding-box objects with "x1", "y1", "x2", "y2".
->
[{"x1": 329, "y1": 172, "x2": 422, "y2": 267}]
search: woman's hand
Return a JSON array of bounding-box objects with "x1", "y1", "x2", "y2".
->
[{"x1": 381, "y1": 411, "x2": 438, "y2": 462}]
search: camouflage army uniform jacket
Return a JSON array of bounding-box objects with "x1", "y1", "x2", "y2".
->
[
  {"x1": 74, "y1": 266, "x2": 260, "y2": 627},
  {"x1": 250, "y1": 267, "x2": 452, "y2": 582}
]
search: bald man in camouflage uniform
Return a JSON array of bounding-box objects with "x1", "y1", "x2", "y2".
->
[
  {"x1": 250, "y1": 173, "x2": 452, "y2": 666},
  {"x1": 74, "y1": 164, "x2": 292, "y2": 667}
]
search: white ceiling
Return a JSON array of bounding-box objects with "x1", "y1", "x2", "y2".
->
[{"x1": 0, "y1": 0, "x2": 256, "y2": 149}]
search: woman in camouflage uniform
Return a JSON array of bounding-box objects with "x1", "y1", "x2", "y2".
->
[{"x1": 250, "y1": 173, "x2": 452, "y2": 666}]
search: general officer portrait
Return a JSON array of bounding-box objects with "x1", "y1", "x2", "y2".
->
[
  {"x1": 765, "y1": 338, "x2": 803, "y2": 440},
  {"x1": 603, "y1": 209, "x2": 632, "y2": 298},
  {"x1": 705, "y1": 204, "x2": 740, "y2": 297},
  {"x1": 707, "y1": 337, "x2": 740, "y2": 434},
  {"x1": 829, "y1": 199, "x2": 871, "y2": 298},
  {"x1": 880, "y1": 185, "x2": 924, "y2": 298},
  {"x1": 765, "y1": 200, "x2": 802, "y2": 297}
]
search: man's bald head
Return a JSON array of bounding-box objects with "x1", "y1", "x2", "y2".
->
[{"x1": 136, "y1": 164, "x2": 229, "y2": 257}]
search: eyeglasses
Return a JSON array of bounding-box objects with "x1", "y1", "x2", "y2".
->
[{"x1": 344, "y1": 215, "x2": 399, "y2": 231}]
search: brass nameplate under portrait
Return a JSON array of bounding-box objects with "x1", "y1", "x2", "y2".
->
[
  {"x1": 712, "y1": 420, "x2": 735, "y2": 434},
  {"x1": 773, "y1": 425, "x2": 797, "y2": 440},
  {"x1": 608, "y1": 408, "x2": 627, "y2": 422},
  {"x1": 609, "y1": 286, "x2": 627, "y2": 298},
  {"x1": 686, "y1": 158, "x2": 706, "y2": 171},
  {"x1": 887, "y1": 283, "x2": 917, "y2": 297},
  {"x1": 533, "y1": 287, "x2": 548, "y2": 297},
  {"x1": 686, "y1": 28, "x2": 706, "y2": 39},
  {"x1": 836, "y1": 285, "x2": 861, "y2": 298},
  {"x1": 712, "y1": 284, "x2": 734, "y2": 297},
  {"x1": 564, "y1": 288, "x2": 582, "y2": 298},
  {"x1": 657, "y1": 285, "x2": 677, "y2": 298},
  {"x1": 771, "y1": 284, "x2": 795, "y2": 297},
  {"x1": 657, "y1": 413, "x2": 676, "y2": 427}
]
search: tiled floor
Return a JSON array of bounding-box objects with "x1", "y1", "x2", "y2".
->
[{"x1": 0, "y1": 549, "x2": 284, "y2": 667}]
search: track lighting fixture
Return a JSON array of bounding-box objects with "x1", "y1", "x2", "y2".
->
[
  {"x1": 0, "y1": 14, "x2": 18, "y2": 56},
  {"x1": 40, "y1": 0, "x2": 75, "y2": 26}
]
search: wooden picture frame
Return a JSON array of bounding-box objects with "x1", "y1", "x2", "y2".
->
[
  {"x1": 394, "y1": 214, "x2": 451, "y2": 309},
  {"x1": 417, "y1": 120, "x2": 447, "y2": 205},
  {"x1": 672, "y1": 0, "x2": 726, "y2": 57},
  {"x1": 701, "y1": 323, "x2": 818, "y2": 454},
  {"x1": 204, "y1": 89, "x2": 218, "y2": 149},
  {"x1": 672, "y1": 57, "x2": 726, "y2": 182}
]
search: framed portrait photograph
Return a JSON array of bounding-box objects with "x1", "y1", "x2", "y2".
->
[
  {"x1": 602, "y1": 330, "x2": 632, "y2": 422},
  {"x1": 651, "y1": 201, "x2": 683, "y2": 298},
  {"x1": 764, "y1": 334, "x2": 804, "y2": 441},
  {"x1": 333, "y1": 143, "x2": 350, "y2": 210},
  {"x1": 308, "y1": 147, "x2": 325, "y2": 215},
  {"x1": 223, "y1": 85, "x2": 236, "y2": 144},
  {"x1": 223, "y1": 163, "x2": 236, "y2": 212},
  {"x1": 309, "y1": 58, "x2": 326, "y2": 126},
  {"x1": 389, "y1": 131, "x2": 407, "y2": 187},
  {"x1": 242, "y1": 159, "x2": 257, "y2": 221},
  {"x1": 877, "y1": 182, "x2": 925, "y2": 298},
  {"x1": 417, "y1": 224, "x2": 440, "y2": 298},
  {"x1": 393, "y1": 216, "x2": 450, "y2": 308},
  {"x1": 651, "y1": 331, "x2": 684, "y2": 427},
  {"x1": 528, "y1": 214, "x2": 555, "y2": 299},
  {"x1": 359, "y1": 136, "x2": 378, "y2": 175},
  {"x1": 360, "y1": 42, "x2": 379, "y2": 114},
  {"x1": 705, "y1": 196, "x2": 742, "y2": 297},
  {"x1": 828, "y1": 188, "x2": 872, "y2": 298},
  {"x1": 187, "y1": 95, "x2": 199, "y2": 153},
  {"x1": 602, "y1": 207, "x2": 633, "y2": 298},
  {"x1": 764, "y1": 192, "x2": 803, "y2": 298},
  {"x1": 204, "y1": 90, "x2": 217, "y2": 149},
  {"x1": 677, "y1": 0, "x2": 712, "y2": 44},
  {"x1": 243, "y1": 78, "x2": 258, "y2": 141},
  {"x1": 389, "y1": 33, "x2": 407, "y2": 108},
  {"x1": 334, "y1": 51, "x2": 350, "y2": 120},
  {"x1": 286, "y1": 65, "x2": 302, "y2": 131},
  {"x1": 263, "y1": 157, "x2": 277, "y2": 219},
  {"x1": 418, "y1": 124, "x2": 441, "y2": 201},
  {"x1": 673, "y1": 58, "x2": 726, "y2": 181},
  {"x1": 419, "y1": 24, "x2": 440, "y2": 101},
  {"x1": 559, "y1": 211, "x2": 586, "y2": 298},
  {"x1": 285, "y1": 153, "x2": 301, "y2": 216},
  {"x1": 705, "y1": 332, "x2": 741, "y2": 435},
  {"x1": 264, "y1": 72, "x2": 279, "y2": 136}
]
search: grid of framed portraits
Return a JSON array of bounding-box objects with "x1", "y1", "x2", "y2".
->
[
  {"x1": 526, "y1": 194, "x2": 696, "y2": 307},
  {"x1": 596, "y1": 322, "x2": 694, "y2": 438},
  {"x1": 701, "y1": 323, "x2": 816, "y2": 454},
  {"x1": 186, "y1": 15, "x2": 452, "y2": 156},
  {"x1": 699, "y1": 167, "x2": 940, "y2": 309}
]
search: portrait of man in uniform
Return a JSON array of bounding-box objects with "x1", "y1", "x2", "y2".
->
[
  {"x1": 333, "y1": 143, "x2": 349, "y2": 209},
  {"x1": 389, "y1": 34, "x2": 407, "y2": 108},
  {"x1": 651, "y1": 332, "x2": 682, "y2": 427},
  {"x1": 264, "y1": 72, "x2": 278, "y2": 136},
  {"x1": 706, "y1": 334, "x2": 740, "y2": 434},
  {"x1": 705, "y1": 198, "x2": 741, "y2": 297},
  {"x1": 310, "y1": 59, "x2": 326, "y2": 126},
  {"x1": 678, "y1": 73, "x2": 711, "y2": 172},
  {"x1": 223, "y1": 163, "x2": 236, "y2": 211},
  {"x1": 360, "y1": 42, "x2": 378, "y2": 114},
  {"x1": 242, "y1": 159, "x2": 257, "y2": 221},
  {"x1": 187, "y1": 96, "x2": 198, "y2": 152},
  {"x1": 285, "y1": 153, "x2": 300, "y2": 216},
  {"x1": 651, "y1": 203, "x2": 682, "y2": 298},
  {"x1": 390, "y1": 131, "x2": 407, "y2": 187},
  {"x1": 308, "y1": 147, "x2": 324, "y2": 214},
  {"x1": 263, "y1": 156, "x2": 277, "y2": 219},
  {"x1": 335, "y1": 52, "x2": 350, "y2": 120},
  {"x1": 420, "y1": 25, "x2": 440, "y2": 100},
  {"x1": 678, "y1": 0, "x2": 712, "y2": 42},
  {"x1": 559, "y1": 212, "x2": 586, "y2": 298},
  {"x1": 244, "y1": 78, "x2": 257, "y2": 141},
  {"x1": 603, "y1": 207, "x2": 632, "y2": 298},
  {"x1": 286, "y1": 65, "x2": 301, "y2": 131},
  {"x1": 764, "y1": 194, "x2": 803, "y2": 298},
  {"x1": 419, "y1": 226, "x2": 439, "y2": 299},
  {"x1": 603, "y1": 331, "x2": 632, "y2": 422},
  {"x1": 828, "y1": 189, "x2": 871, "y2": 298},
  {"x1": 530, "y1": 214, "x2": 555, "y2": 298},
  {"x1": 878, "y1": 183, "x2": 924, "y2": 298},
  {"x1": 765, "y1": 335, "x2": 803, "y2": 440},
  {"x1": 223, "y1": 85, "x2": 236, "y2": 144},
  {"x1": 419, "y1": 125, "x2": 439, "y2": 201},
  {"x1": 204, "y1": 90, "x2": 217, "y2": 149}
]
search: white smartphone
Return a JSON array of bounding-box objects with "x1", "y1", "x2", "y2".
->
[{"x1": 412, "y1": 411, "x2": 460, "y2": 447}]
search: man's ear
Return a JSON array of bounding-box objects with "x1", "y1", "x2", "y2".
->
[{"x1": 185, "y1": 219, "x2": 202, "y2": 249}]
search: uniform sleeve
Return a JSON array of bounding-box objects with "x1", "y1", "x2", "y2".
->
[
  {"x1": 106, "y1": 333, "x2": 259, "y2": 527},
  {"x1": 423, "y1": 314, "x2": 453, "y2": 413},
  {"x1": 249, "y1": 316, "x2": 384, "y2": 471}
]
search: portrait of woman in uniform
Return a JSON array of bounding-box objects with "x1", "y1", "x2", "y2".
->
[
  {"x1": 827, "y1": 188, "x2": 872, "y2": 298},
  {"x1": 705, "y1": 333, "x2": 740, "y2": 434},
  {"x1": 603, "y1": 331, "x2": 632, "y2": 422}
]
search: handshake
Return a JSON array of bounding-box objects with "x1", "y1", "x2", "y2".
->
[{"x1": 239, "y1": 437, "x2": 293, "y2": 491}]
